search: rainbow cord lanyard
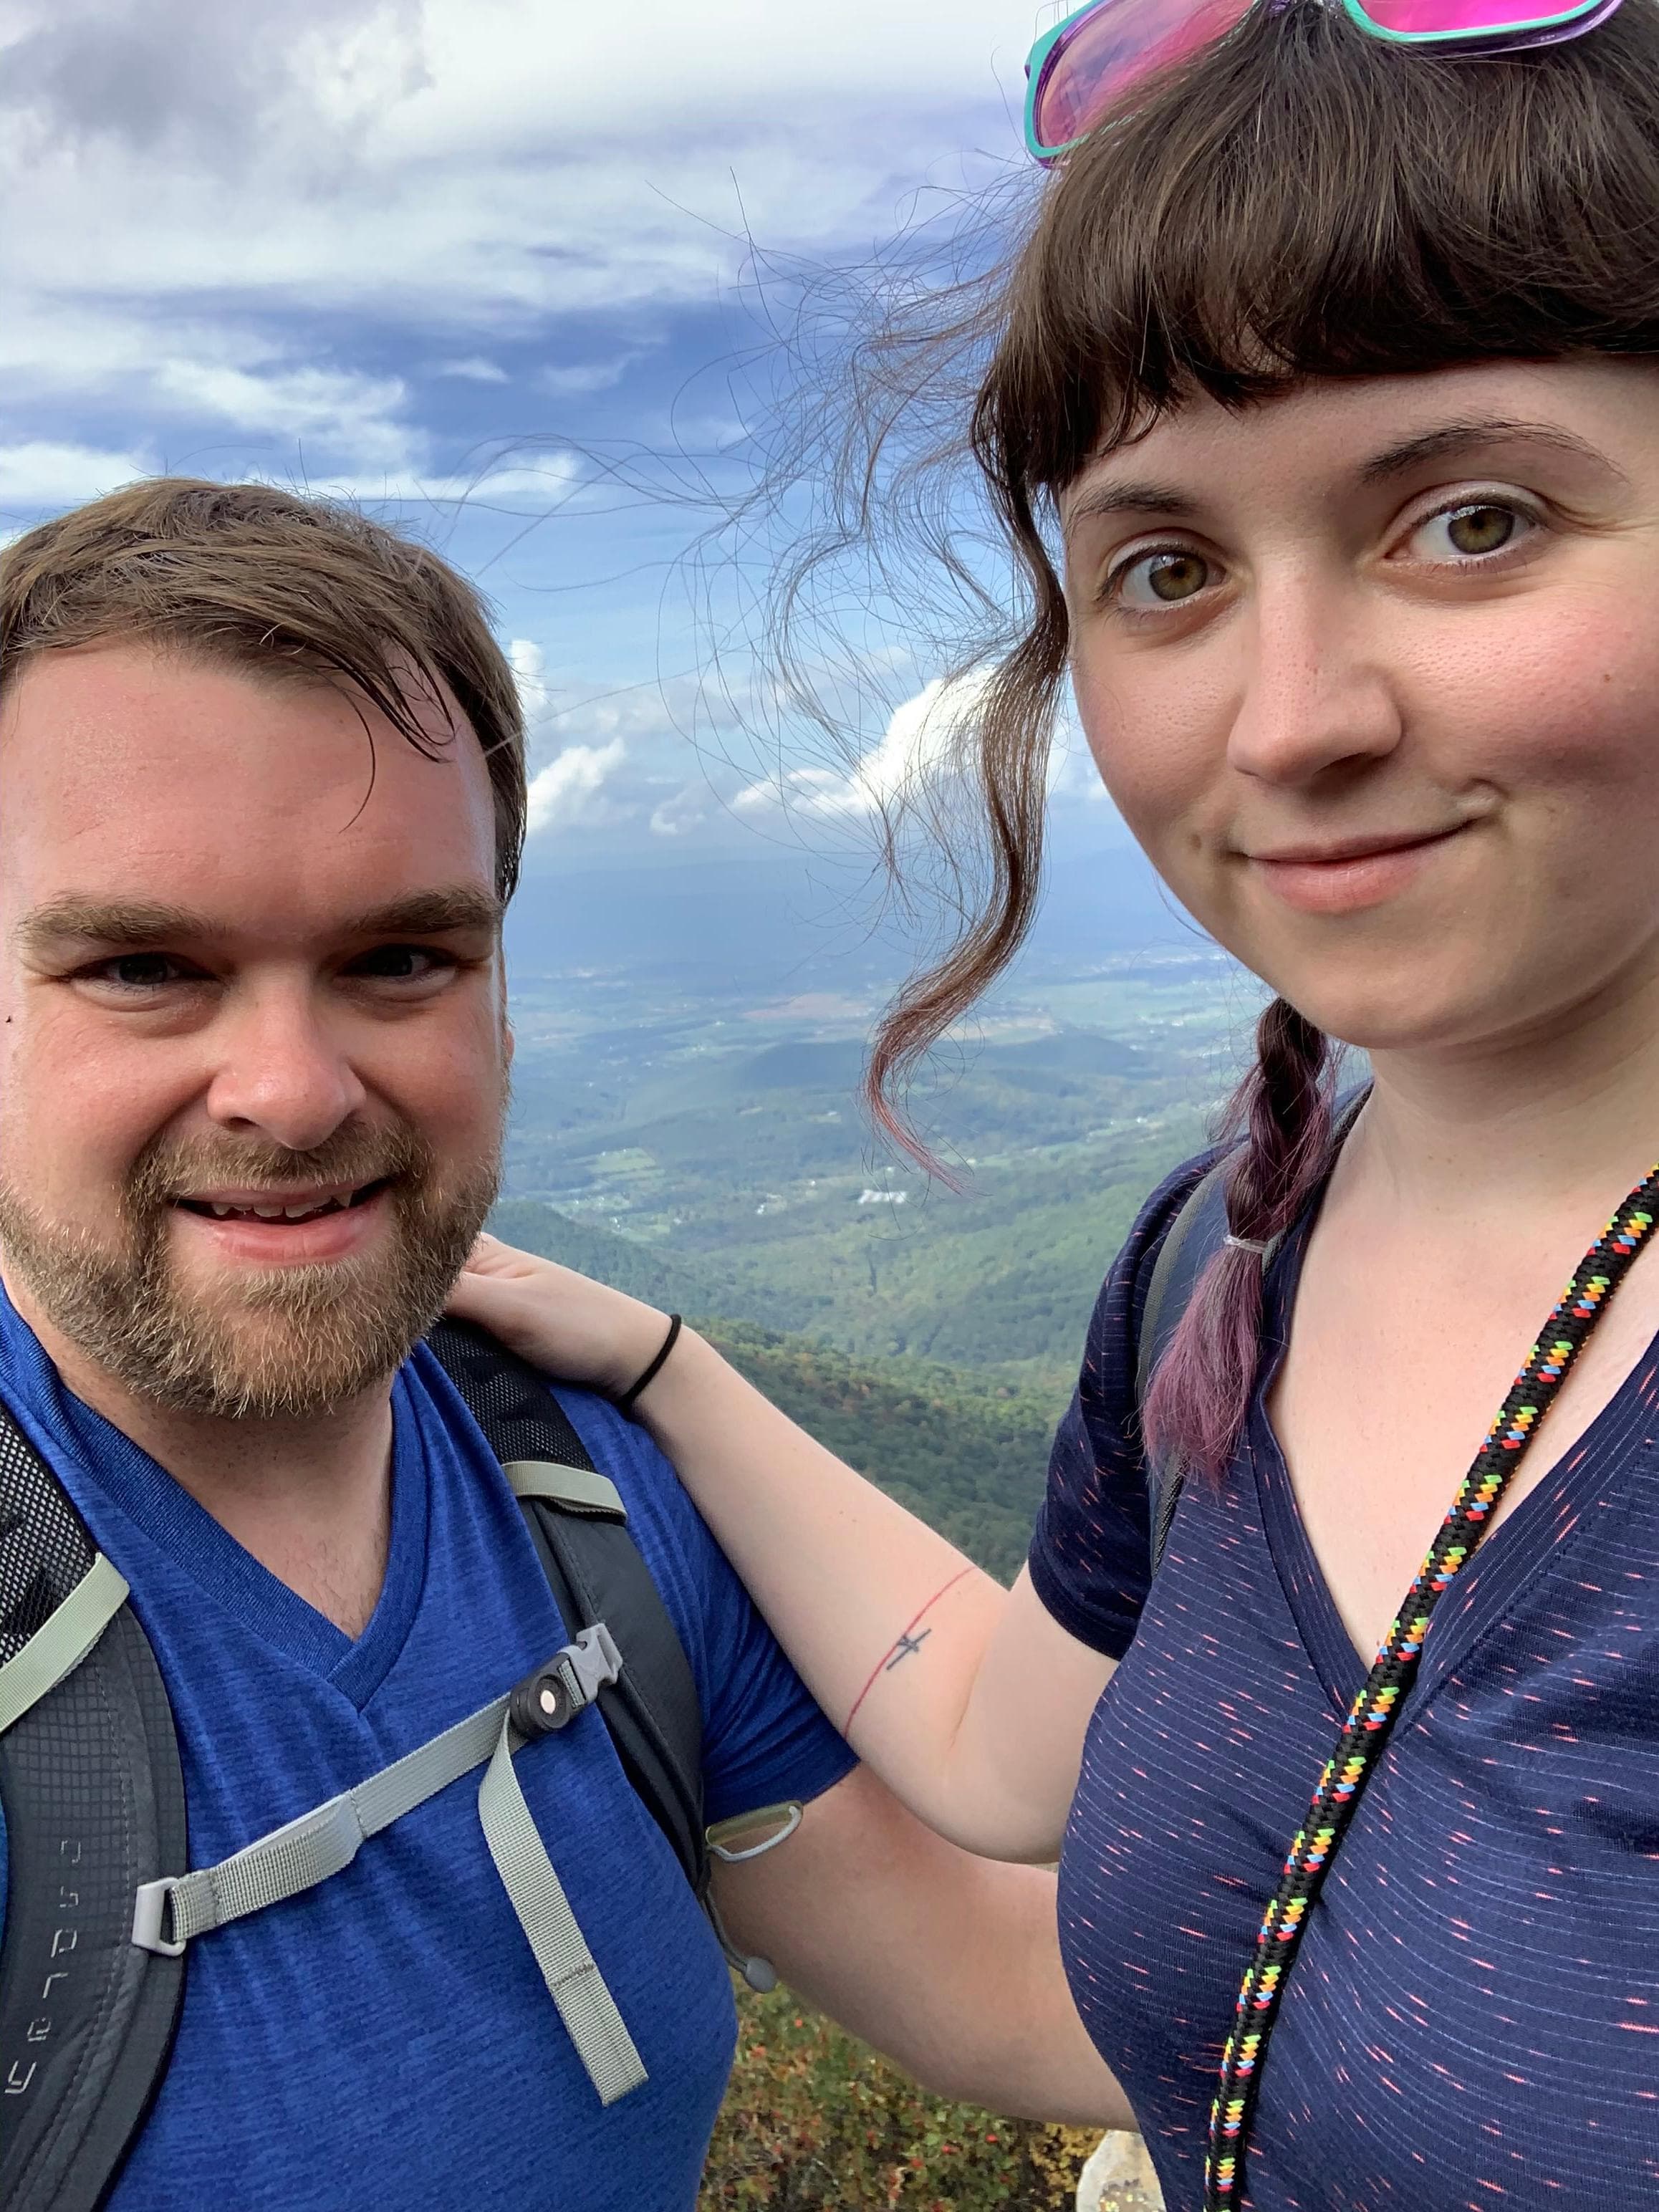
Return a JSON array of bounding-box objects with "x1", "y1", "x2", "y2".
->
[{"x1": 1202, "y1": 1168, "x2": 1659, "y2": 2210}]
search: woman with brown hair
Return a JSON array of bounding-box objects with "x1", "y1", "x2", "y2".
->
[{"x1": 453, "y1": 2, "x2": 1659, "y2": 2201}]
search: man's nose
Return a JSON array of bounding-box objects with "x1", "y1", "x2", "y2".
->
[
  {"x1": 201, "y1": 984, "x2": 367, "y2": 1152},
  {"x1": 1224, "y1": 580, "x2": 1404, "y2": 787}
]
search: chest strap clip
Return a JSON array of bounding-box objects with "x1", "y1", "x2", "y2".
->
[{"x1": 509, "y1": 1623, "x2": 622, "y2": 1738}]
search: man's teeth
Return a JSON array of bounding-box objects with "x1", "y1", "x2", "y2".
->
[{"x1": 205, "y1": 1198, "x2": 346, "y2": 1221}]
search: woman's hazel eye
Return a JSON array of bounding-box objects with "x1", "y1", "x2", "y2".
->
[
  {"x1": 1420, "y1": 501, "x2": 1522, "y2": 559},
  {"x1": 1120, "y1": 550, "x2": 1211, "y2": 607}
]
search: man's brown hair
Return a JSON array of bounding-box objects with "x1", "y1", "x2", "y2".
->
[{"x1": 0, "y1": 477, "x2": 527, "y2": 899}]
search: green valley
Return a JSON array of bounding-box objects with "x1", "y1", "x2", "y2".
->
[{"x1": 491, "y1": 945, "x2": 1241, "y2": 1578}]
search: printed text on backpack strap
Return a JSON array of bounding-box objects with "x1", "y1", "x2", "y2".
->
[{"x1": 0, "y1": 1399, "x2": 188, "y2": 2212}]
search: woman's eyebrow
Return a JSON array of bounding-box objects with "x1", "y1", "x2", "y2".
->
[
  {"x1": 1062, "y1": 479, "x2": 1200, "y2": 531},
  {"x1": 1357, "y1": 417, "x2": 1628, "y2": 486}
]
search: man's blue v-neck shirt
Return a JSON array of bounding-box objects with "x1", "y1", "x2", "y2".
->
[{"x1": 0, "y1": 1288, "x2": 855, "y2": 2210}]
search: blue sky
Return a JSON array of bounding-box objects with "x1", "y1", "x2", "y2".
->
[{"x1": 1, "y1": 0, "x2": 1137, "y2": 915}]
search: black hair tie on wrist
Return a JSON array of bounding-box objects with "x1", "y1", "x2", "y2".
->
[{"x1": 614, "y1": 1314, "x2": 682, "y2": 1415}]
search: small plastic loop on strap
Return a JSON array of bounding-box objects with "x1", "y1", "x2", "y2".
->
[
  {"x1": 130, "y1": 1876, "x2": 187, "y2": 1958},
  {"x1": 707, "y1": 1801, "x2": 804, "y2": 1864}
]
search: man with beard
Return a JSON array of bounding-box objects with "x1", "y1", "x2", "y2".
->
[{"x1": 0, "y1": 480, "x2": 1126, "y2": 2212}]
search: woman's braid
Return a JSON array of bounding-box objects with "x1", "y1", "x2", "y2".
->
[
  {"x1": 1226, "y1": 998, "x2": 1335, "y2": 1251},
  {"x1": 1141, "y1": 998, "x2": 1336, "y2": 1482}
]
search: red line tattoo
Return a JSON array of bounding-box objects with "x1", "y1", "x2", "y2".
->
[{"x1": 842, "y1": 1567, "x2": 975, "y2": 1736}]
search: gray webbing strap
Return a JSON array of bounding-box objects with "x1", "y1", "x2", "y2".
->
[
  {"x1": 136, "y1": 1696, "x2": 509, "y2": 1951},
  {"x1": 504, "y1": 1459, "x2": 627, "y2": 1520},
  {"x1": 131, "y1": 1633, "x2": 645, "y2": 2107},
  {"x1": 479, "y1": 1713, "x2": 647, "y2": 2104},
  {"x1": 0, "y1": 1550, "x2": 129, "y2": 1735}
]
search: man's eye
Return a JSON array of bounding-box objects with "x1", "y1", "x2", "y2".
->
[
  {"x1": 350, "y1": 945, "x2": 453, "y2": 981},
  {"x1": 90, "y1": 953, "x2": 191, "y2": 991}
]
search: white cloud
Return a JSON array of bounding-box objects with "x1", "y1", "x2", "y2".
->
[
  {"x1": 296, "y1": 453, "x2": 583, "y2": 510},
  {"x1": 648, "y1": 783, "x2": 713, "y2": 839},
  {"x1": 536, "y1": 355, "x2": 645, "y2": 399},
  {"x1": 0, "y1": 439, "x2": 155, "y2": 511},
  {"x1": 153, "y1": 357, "x2": 411, "y2": 459},
  {"x1": 435, "y1": 357, "x2": 509, "y2": 383},
  {"x1": 0, "y1": 1, "x2": 1030, "y2": 366},
  {"x1": 525, "y1": 737, "x2": 629, "y2": 835},
  {"x1": 509, "y1": 636, "x2": 549, "y2": 706},
  {"x1": 0, "y1": 0, "x2": 1044, "y2": 867},
  {"x1": 734, "y1": 668, "x2": 996, "y2": 820},
  {"x1": 0, "y1": 1, "x2": 428, "y2": 163}
]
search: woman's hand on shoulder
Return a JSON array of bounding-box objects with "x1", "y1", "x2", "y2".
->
[{"x1": 445, "y1": 1234, "x2": 670, "y2": 1400}]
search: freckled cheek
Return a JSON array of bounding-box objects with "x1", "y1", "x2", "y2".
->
[
  {"x1": 1465, "y1": 661, "x2": 1659, "y2": 867},
  {"x1": 1072, "y1": 658, "x2": 1224, "y2": 855}
]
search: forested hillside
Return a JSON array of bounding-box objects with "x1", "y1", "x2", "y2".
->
[
  {"x1": 489, "y1": 1196, "x2": 728, "y2": 1314},
  {"x1": 698, "y1": 1322, "x2": 1060, "y2": 1584},
  {"x1": 486, "y1": 1198, "x2": 1067, "y2": 1582},
  {"x1": 489, "y1": 962, "x2": 1207, "y2": 2210}
]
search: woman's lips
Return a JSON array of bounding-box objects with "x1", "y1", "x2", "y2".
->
[{"x1": 1247, "y1": 826, "x2": 1468, "y2": 915}]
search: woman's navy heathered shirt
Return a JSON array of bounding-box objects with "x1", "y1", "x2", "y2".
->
[{"x1": 1029, "y1": 1153, "x2": 1659, "y2": 2211}]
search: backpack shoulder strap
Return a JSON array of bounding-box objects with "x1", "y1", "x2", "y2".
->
[
  {"x1": 0, "y1": 1402, "x2": 187, "y2": 2212},
  {"x1": 1133, "y1": 1090, "x2": 1370, "y2": 1577},
  {"x1": 1134, "y1": 1154, "x2": 1236, "y2": 1578},
  {"x1": 423, "y1": 1318, "x2": 708, "y2": 1899}
]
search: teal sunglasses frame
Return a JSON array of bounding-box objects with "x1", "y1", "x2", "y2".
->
[{"x1": 1023, "y1": 0, "x2": 1625, "y2": 160}]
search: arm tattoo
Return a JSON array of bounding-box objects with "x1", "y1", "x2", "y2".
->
[{"x1": 843, "y1": 1567, "x2": 974, "y2": 1735}]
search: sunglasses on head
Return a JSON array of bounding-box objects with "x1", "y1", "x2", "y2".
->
[{"x1": 1024, "y1": 0, "x2": 1627, "y2": 163}]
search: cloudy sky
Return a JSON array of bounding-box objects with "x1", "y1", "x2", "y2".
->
[{"x1": 1, "y1": 0, "x2": 1126, "y2": 884}]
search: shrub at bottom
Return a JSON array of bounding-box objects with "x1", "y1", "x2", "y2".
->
[{"x1": 700, "y1": 1983, "x2": 1099, "y2": 2211}]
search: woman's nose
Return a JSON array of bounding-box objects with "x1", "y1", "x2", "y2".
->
[{"x1": 1225, "y1": 583, "x2": 1404, "y2": 787}]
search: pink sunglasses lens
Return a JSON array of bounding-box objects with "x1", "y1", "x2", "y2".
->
[
  {"x1": 1360, "y1": 0, "x2": 1563, "y2": 27},
  {"x1": 1032, "y1": 0, "x2": 1255, "y2": 151}
]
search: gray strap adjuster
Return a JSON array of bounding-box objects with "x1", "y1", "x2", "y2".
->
[
  {"x1": 128, "y1": 1620, "x2": 646, "y2": 2105},
  {"x1": 509, "y1": 1624, "x2": 623, "y2": 1738}
]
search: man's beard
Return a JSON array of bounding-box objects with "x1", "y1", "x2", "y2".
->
[{"x1": 0, "y1": 1122, "x2": 499, "y2": 1420}]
